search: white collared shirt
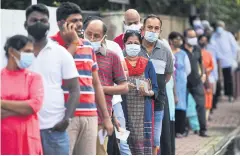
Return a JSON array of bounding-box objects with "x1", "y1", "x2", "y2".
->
[{"x1": 29, "y1": 39, "x2": 79, "y2": 129}]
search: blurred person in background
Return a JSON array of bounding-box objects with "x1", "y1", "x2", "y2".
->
[
  {"x1": 168, "y1": 32, "x2": 191, "y2": 138},
  {"x1": 114, "y1": 9, "x2": 141, "y2": 50},
  {"x1": 183, "y1": 28, "x2": 208, "y2": 137},
  {"x1": 211, "y1": 20, "x2": 239, "y2": 102},
  {"x1": 198, "y1": 35, "x2": 214, "y2": 122}
]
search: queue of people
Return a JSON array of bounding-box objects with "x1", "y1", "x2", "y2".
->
[{"x1": 1, "y1": 2, "x2": 239, "y2": 155}]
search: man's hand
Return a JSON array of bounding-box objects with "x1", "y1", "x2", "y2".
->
[
  {"x1": 52, "y1": 119, "x2": 70, "y2": 132},
  {"x1": 113, "y1": 117, "x2": 121, "y2": 132},
  {"x1": 103, "y1": 117, "x2": 114, "y2": 136},
  {"x1": 60, "y1": 22, "x2": 79, "y2": 44}
]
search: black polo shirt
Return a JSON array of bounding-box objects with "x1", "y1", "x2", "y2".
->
[{"x1": 183, "y1": 46, "x2": 203, "y2": 88}]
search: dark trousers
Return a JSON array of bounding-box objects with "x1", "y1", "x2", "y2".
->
[
  {"x1": 175, "y1": 110, "x2": 186, "y2": 134},
  {"x1": 160, "y1": 95, "x2": 172, "y2": 155},
  {"x1": 212, "y1": 80, "x2": 221, "y2": 110},
  {"x1": 222, "y1": 67, "x2": 233, "y2": 96},
  {"x1": 189, "y1": 83, "x2": 206, "y2": 132},
  {"x1": 170, "y1": 121, "x2": 175, "y2": 155}
]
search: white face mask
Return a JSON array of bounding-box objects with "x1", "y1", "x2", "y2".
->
[
  {"x1": 144, "y1": 31, "x2": 159, "y2": 43},
  {"x1": 124, "y1": 24, "x2": 141, "y2": 32},
  {"x1": 125, "y1": 44, "x2": 141, "y2": 57},
  {"x1": 187, "y1": 37, "x2": 198, "y2": 46}
]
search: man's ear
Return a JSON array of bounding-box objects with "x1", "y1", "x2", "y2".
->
[{"x1": 24, "y1": 21, "x2": 27, "y2": 30}]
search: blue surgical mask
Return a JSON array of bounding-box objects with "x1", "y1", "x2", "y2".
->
[
  {"x1": 126, "y1": 44, "x2": 141, "y2": 57},
  {"x1": 89, "y1": 35, "x2": 106, "y2": 52},
  {"x1": 216, "y1": 27, "x2": 224, "y2": 34},
  {"x1": 13, "y1": 52, "x2": 35, "y2": 69},
  {"x1": 144, "y1": 31, "x2": 159, "y2": 43},
  {"x1": 91, "y1": 41, "x2": 102, "y2": 52}
]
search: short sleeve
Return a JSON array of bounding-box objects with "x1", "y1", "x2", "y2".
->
[
  {"x1": 92, "y1": 50, "x2": 98, "y2": 72},
  {"x1": 165, "y1": 48, "x2": 174, "y2": 74},
  {"x1": 184, "y1": 53, "x2": 191, "y2": 76},
  {"x1": 27, "y1": 73, "x2": 44, "y2": 113},
  {"x1": 112, "y1": 53, "x2": 126, "y2": 84},
  {"x1": 60, "y1": 47, "x2": 79, "y2": 79}
]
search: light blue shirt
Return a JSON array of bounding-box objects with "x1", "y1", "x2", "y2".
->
[
  {"x1": 210, "y1": 30, "x2": 239, "y2": 68},
  {"x1": 206, "y1": 43, "x2": 219, "y2": 81}
]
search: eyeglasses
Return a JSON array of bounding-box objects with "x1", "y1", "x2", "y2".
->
[{"x1": 125, "y1": 30, "x2": 141, "y2": 35}]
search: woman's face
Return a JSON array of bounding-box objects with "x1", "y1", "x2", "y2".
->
[
  {"x1": 10, "y1": 42, "x2": 34, "y2": 60},
  {"x1": 125, "y1": 36, "x2": 141, "y2": 45}
]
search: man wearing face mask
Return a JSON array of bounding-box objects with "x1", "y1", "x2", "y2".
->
[
  {"x1": 114, "y1": 9, "x2": 141, "y2": 50},
  {"x1": 83, "y1": 16, "x2": 131, "y2": 155},
  {"x1": 51, "y1": 2, "x2": 114, "y2": 155},
  {"x1": 210, "y1": 20, "x2": 239, "y2": 102},
  {"x1": 25, "y1": 4, "x2": 80, "y2": 155},
  {"x1": 139, "y1": 14, "x2": 174, "y2": 155},
  {"x1": 84, "y1": 18, "x2": 128, "y2": 155},
  {"x1": 183, "y1": 28, "x2": 208, "y2": 137}
]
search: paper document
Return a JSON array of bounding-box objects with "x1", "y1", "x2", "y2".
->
[
  {"x1": 98, "y1": 129, "x2": 107, "y2": 145},
  {"x1": 135, "y1": 79, "x2": 148, "y2": 92},
  {"x1": 115, "y1": 127, "x2": 130, "y2": 141}
]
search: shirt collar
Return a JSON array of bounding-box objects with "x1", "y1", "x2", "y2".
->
[
  {"x1": 51, "y1": 31, "x2": 83, "y2": 48},
  {"x1": 96, "y1": 44, "x2": 107, "y2": 56}
]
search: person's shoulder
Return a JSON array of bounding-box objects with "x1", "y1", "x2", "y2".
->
[
  {"x1": 114, "y1": 33, "x2": 124, "y2": 41},
  {"x1": 106, "y1": 49, "x2": 119, "y2": 58},
  {"x1": 25, "y1": 69, "x2": 43, "y2": 80},
  {"x1": 106, "y1": 39, "x2": 120, "y2": 48}
]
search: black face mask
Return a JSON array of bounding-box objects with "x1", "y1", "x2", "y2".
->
[
  {"x1": 199, "y1": 43, "x2": 207, "y2": 48},
  {"x1": 27, "y1": 22, "x2": 50, "y2": 41}
]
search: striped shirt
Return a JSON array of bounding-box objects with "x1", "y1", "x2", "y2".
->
[
  {"x1": 51, "y1": 32, "x2": 98, "y2": 116},
  {"x1": 96, "y1": 49, "x2": 126, "y2": 124}
]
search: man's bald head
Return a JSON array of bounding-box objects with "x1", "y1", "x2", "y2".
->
[
  {"x1": 124, "y1": 9, "x2": 140, "y2": 26},
  {"x1": 84, "y1": 18, "x2": 107, "y2": 42}
]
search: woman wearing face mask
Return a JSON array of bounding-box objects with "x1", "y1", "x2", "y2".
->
[
  {"x1": 1, "y1": 35, "x2": 44, "y2": 155},
  {"x1": 122, "y1": 30, "x2": 158, "y2": 155},
  {"x1": 168, "y1": 32, "x2": 191, "y2": 137}
]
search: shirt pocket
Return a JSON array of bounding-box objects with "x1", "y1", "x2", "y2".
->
[{"x1": 150, "y1": 59, "x2": 166, "y2": 74}]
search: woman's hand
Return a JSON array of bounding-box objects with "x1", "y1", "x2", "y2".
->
[
  {"x1": 128, "y1": 82, "x2": 136, "y2": 90},
  {"x1": 139, "y1": 87, "x2": 154, "y2": 97}
]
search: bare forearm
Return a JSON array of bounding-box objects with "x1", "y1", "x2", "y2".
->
[
  {"x1": 1, "y1": 109, "x2": 20, "y2": 119},
  {"x1": 94, "y1": 83, "x2": 110, "y2": 118},
  {"x1": 63, "y1": 78, "x2": 80, "y2": 120},
  {"x1": 103, "y1": 83, "x2": 128, "y2": 95},
  {"x1": 165, "y1": 73, "x2": 172, "y2": 83},
  {"x1": 67, "y1": 44, "x2": 77, "y2": 56},
  {"x1": 1, "y1": 100, "x2": 33, "y2": 115}
]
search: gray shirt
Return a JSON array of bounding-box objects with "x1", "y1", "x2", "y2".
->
[{"x1": 139, "y1": 40, "x2": 174, "y2": 111}]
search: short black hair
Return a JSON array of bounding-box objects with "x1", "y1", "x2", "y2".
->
[
  {"x1": 168, "y1": 31, "x2": 182, "y2": 40},
  {"x1": 143, "y1": 14, "x2": 162, "y2": 28},
  {"x1": 183, "y1": 28, "x2": 195, "y2": 38},
  {"x1": 123, "y1": 30, "x2": 142, "y2": 44},
  {"x1": 56, "y1": 2, "x2": 82, "y2": 22},
  {"x1": 26, "y1": 3, "x2": 49, "y2": 19},
  {"x1": 83, "y1": 16, "x2": 107, "y2": 35},
  {"x1": 198, "y1": 34, "x2": 208, "y2": 42},
  {"x1": 4, "y1": 35, "x2": 33, "y2": 58}
]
